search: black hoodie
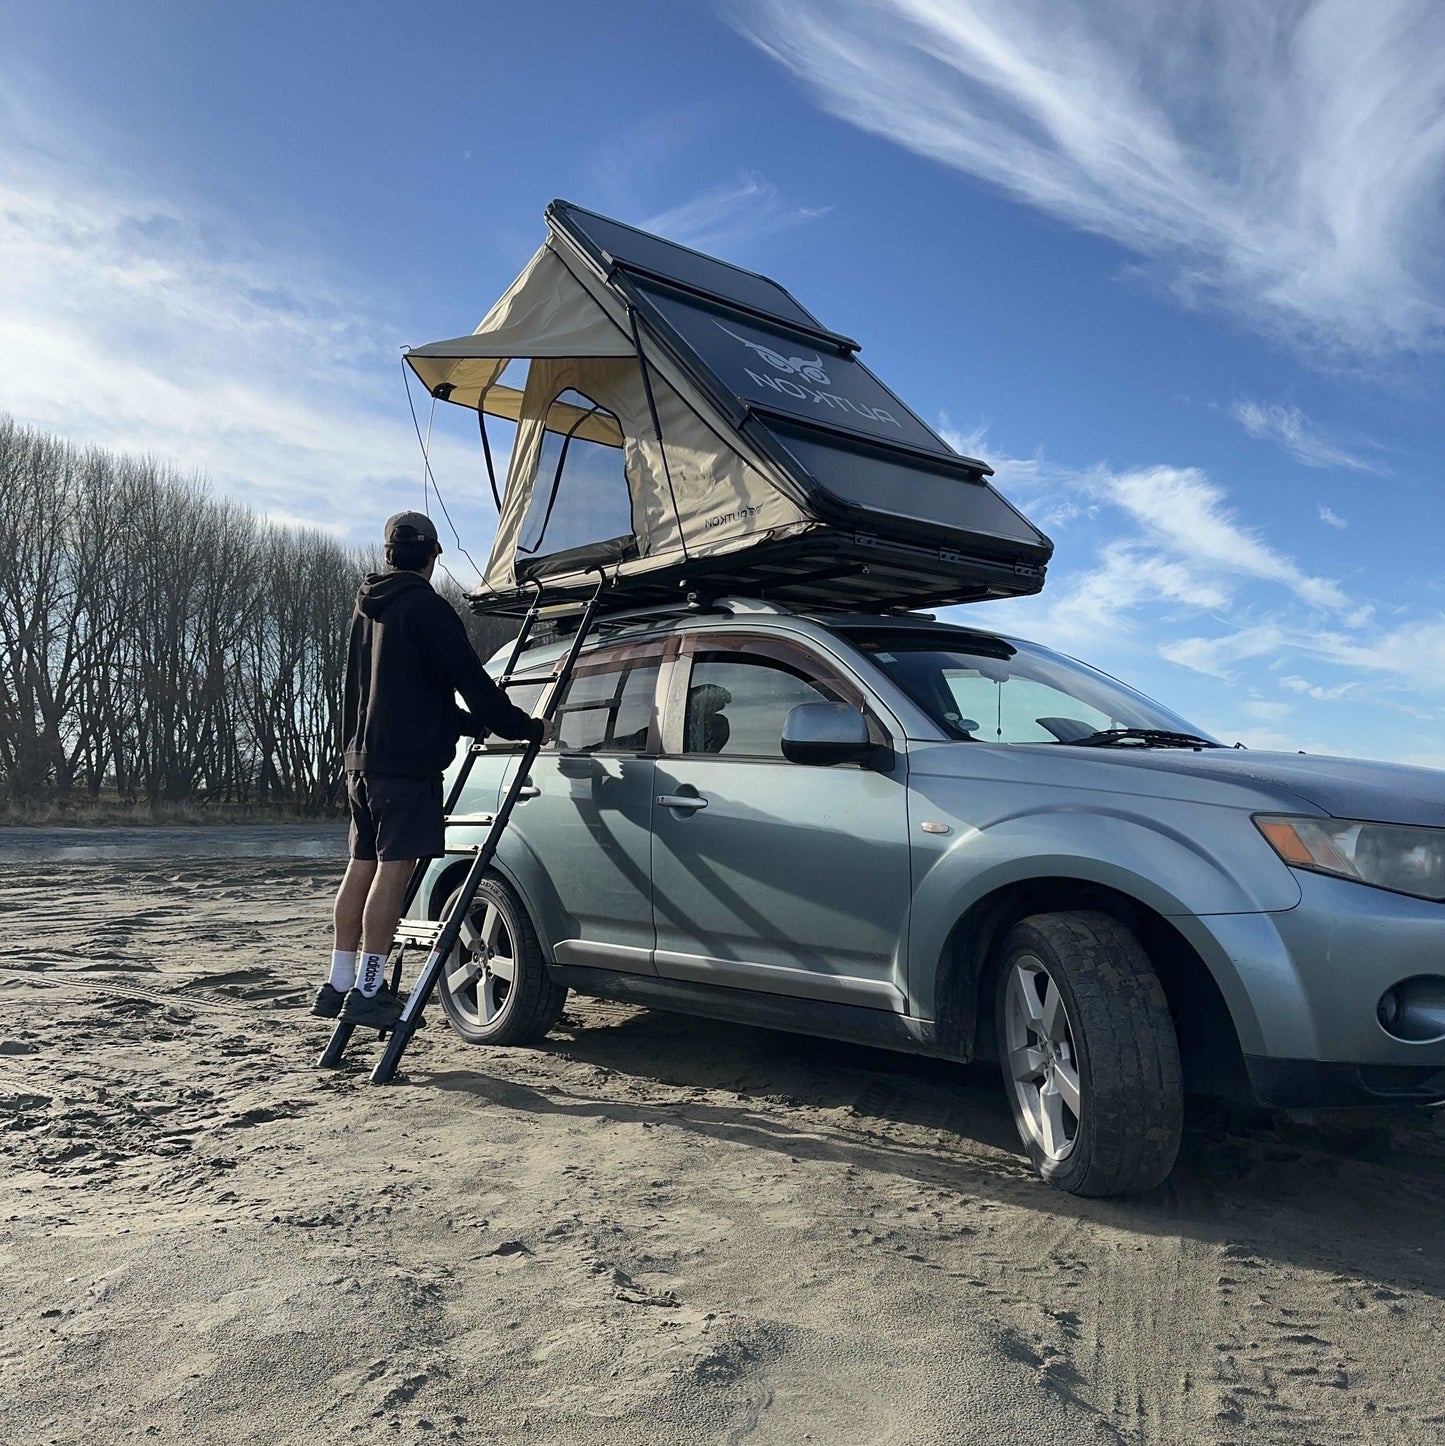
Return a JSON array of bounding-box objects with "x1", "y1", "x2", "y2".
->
[{"x1": 342, "y1": 571, "x2": 540, "y2": 777}]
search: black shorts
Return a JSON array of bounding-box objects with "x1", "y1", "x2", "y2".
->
[{"x1": 347, "y1": 773, "x2": 444, "y2": 862}]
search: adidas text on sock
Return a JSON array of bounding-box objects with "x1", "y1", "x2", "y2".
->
[
  {"x1": 357, "y1": 951, "x2": 388, "y2": 998},
  {"x1": 329, "y1": 950, "x2": 357, "y2": 992}
]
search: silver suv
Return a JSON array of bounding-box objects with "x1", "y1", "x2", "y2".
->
[{"x1": 409, "y1": 600, "x2": 1445, "y2": 1196}]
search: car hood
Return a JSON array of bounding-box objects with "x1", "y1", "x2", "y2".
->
[{"x1": 1002, "y1": 746, "x2": 1445, "y2": 827}]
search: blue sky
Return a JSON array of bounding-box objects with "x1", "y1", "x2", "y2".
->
[{"x1": 2, "y1": 0, "x2": 1443, "y2": 763}]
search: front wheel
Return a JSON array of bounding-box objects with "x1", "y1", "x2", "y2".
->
[
  {"x1": 995, "y1": 911, "x2": 1183, "y2": 1197},
  {"x1": 436, "y1": 875, "x2": 567, "y2": 1046}
]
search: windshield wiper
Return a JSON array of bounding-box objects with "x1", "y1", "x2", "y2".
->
[{"x1": 1071, "y1": 728, "x2": 1220, "y2": 750}]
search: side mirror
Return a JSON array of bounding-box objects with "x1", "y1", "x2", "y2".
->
[{"x1": 781, "y1": 702, "x2": 875, "y2": 767}]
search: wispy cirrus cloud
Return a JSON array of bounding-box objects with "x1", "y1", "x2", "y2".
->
[
  {"x1": 1162, "y1": 617, "x2": 1445, "y2": 702},
  {"x1": 1230, "y1": 399, "x2": 1387, "y2": 474},
  {"x1": 731, "y1": 0, "x2": 1445, "y2": 355},
  {"x1": 1319, "y1": 504, "x2": 1348, "y2": 529},
  {"x1": 943, "y1": 426, "x2": 1356, "y2": 639},
  {"x1": 641, "y1": 172, "x2": 830, "y2": 255}
]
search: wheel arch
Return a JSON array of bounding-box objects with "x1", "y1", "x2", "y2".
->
[
  {"x1": 423, "y1": 854, "x2": 541, "y2": 928},
  {"x1": 934, "y1": 876, "x2": 1253, "y2": 1102}
]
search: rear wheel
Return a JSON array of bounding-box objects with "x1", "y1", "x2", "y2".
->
[
  {"x1": 436, "y1": 875, "x2": 567, "y2": 1046},
  {"x1": 995, "y1": 911, "x2": 1183, "y2": 1197}
]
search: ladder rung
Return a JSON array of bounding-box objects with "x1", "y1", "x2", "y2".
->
[
  {"x1": 395, "y1": 919, "x2": 442, "y2": 947},
  {"x1": 445, "y1": 813, "x2": 496, "y2": 826}
]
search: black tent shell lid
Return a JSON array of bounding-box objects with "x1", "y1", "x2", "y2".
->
[
  {"x1": 544, "y1": 200, "x2": 1007, "y2": 486},
  {"x1": 544, "y1": 200, "x2": 852, "y2": 346}
]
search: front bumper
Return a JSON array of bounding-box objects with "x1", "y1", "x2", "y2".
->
[
  {"x1": 1245, "y1": 1056, "x2": 1445, "y2": 1108},
  {"x1": 1179, "y1": 870, "x2": 1445, "y2": 1105}
]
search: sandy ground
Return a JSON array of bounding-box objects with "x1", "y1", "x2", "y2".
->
[{"x1": 3, "y1": 854, "x2": 1444, "y2": 1445}]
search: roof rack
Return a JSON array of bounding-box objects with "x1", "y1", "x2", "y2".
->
[{"x1": 511, "y1": 596, "x2": 808, "y2": 654}]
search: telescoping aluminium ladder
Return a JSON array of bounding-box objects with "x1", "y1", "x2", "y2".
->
[{"x1": 317, "y1": 586, "x2": 602, "y2": 1085}]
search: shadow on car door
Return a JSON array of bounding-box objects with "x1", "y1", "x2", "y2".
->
[
  {"x1": 498, "y1": 640, "x2": 663, "y2": 976},
  {"x1": 650, "y1": 631, "x2": 910, "y2": 1012}
]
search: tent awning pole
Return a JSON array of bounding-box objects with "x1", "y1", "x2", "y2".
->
[
  {"x1": 477, "y1": 406, "x2": 503, "y2": 512},
  {"x1": 627, "y1": 305, "x2": 690, "y2": 564}
]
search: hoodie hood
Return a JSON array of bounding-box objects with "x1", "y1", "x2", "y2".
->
[{"x1": 356, "y1": 570, "x2": 431, "y2": 620}]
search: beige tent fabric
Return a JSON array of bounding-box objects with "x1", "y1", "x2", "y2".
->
[
  {"x1": 404, "y1": 246, "x2": 634, "y2": 410},
  {"x1": 482, "y1": 353, "x2": 811, "y2": 592},
  {"x1": 404, "y1": 236, "x2": 814, "y2": 598}
]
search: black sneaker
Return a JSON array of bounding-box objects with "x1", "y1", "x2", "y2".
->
[
  {"x1": 310, "y1": 982, "x2": 348, "y2": 1018},
  {"x1": 339, "y1": 986, "x2": 404, "y2": 1030}
]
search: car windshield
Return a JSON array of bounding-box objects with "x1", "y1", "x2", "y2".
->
[{"x1": 843, "y1": 628, "x2": 1217, "y2": 746}]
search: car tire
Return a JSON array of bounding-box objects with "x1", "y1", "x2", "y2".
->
[
  {"x1": 994, "y1": 911, "x2": 1183, "y2": 1197},
  {"x1": 436, "y1": 875, "x2": 567, "y2": 1047}
]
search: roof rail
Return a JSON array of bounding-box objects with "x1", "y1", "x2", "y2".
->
[
  {"x1": 532, "y1": 596, "x2": 726, "y2": 642},
  {"x1": 713, "y1": 597, "x2": 794, "y2": 615},
  {"x1": 520, "y1": 595, "x2": 806, "y2": 652}
]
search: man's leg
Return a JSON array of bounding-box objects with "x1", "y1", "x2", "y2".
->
[
  {"x1": 354, "y1": 859, "x2": 416, "y2": 996},
  {"x1": 341, "y1": 775, "x2": 441, "y2": 1027},
  {"x1": 333, "y1": 857, "x2": 376, "y2": 952},
  {"x1": 312, "y1": 780, "x2": 377, "y2": 1018}
]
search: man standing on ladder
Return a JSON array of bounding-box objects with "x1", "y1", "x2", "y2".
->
[{"x1": 312, "y1": 511, "x2": 552, "y2": 1030}]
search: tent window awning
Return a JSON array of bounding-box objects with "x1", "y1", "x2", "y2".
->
[{"x1": 403, "y1": 245, "x2": 635, "y2": 412}]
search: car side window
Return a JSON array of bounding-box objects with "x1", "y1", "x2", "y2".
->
[
  {"x1": 683, "y1": 655, "x2": 839, "y2": 759},
  {"x1": 501, "y1": 678, "x2": 547, "y2": 720},
  {"x1": 475, "y1": 676, "x2": 547, "y2": 749},
  {"x1": 554, "y1": 649, "x2": 661, "y2": 753}
]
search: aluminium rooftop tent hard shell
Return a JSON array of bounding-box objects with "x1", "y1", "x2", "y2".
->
[{"x1": 404, "y1": 200, "x2": 1052, "y2": 614}]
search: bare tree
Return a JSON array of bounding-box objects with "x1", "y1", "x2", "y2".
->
[{"x1": 0, "y1": 417, "x2": 373, "y2": 815}]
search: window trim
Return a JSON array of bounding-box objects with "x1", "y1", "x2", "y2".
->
[
  {"x1": 529, "y1": 638, "x2": 673, "y2": 757},
  {"x1": 664, "y1": 631, "x2": 889, "y2": 762}
]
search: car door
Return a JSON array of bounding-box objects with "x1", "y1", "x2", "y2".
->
[
  {"x1": 494, "y1": 638, "x2": 665, "y2": 976},
  {"x1": 650, "y1": 630, "x2": 910, "y2": 1011}
]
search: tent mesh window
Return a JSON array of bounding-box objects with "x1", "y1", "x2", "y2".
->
[{"x1": 517, "y1": 389, "x2": 633, "y2": 560}]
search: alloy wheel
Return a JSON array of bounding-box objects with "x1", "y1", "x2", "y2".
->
[
  {"x1": 444, "y1": 899, "x2": 516, "y2": 1028},
  {"x1": 1003, "y1": 955, "x2": 1082, "y2": 1162}
]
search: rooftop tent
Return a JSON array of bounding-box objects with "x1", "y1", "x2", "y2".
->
[{"x1": 404, "y1": 200, "x2": 1052, "y2": 614}]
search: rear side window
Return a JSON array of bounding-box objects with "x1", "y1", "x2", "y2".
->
[
  {"x1": 555, "y1": 652, "x2": 661, "y2": 753},
  {"x1": 501, "y1": 678, "x2": 547, "y2": 721},
  {"x1": 684, "y1": 655, "x2": 838, "y2": 758}
]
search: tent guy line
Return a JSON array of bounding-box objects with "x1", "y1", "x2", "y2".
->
[{"x1": 400, "y1": 354, "x2": 487, "y2": 587}]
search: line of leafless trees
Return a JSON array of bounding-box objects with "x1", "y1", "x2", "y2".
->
[{"x1": 0, "y1": 417, "x2": 510, "y2": 814}]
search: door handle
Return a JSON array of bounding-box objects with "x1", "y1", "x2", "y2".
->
[
  {"x1": 656, "y1": 793, "x2": 708, "y2": 811},
  {"x1": 517, "y1": 778, "x2": 542, "y2": 800}
]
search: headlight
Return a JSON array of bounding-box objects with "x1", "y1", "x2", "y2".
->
[{"x1": 1255, "y1": 815, "x2": 1445, "y2": 902}]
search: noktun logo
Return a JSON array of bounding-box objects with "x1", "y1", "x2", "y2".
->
[
  {"x1": 715, "y1": 322, "x2": 900, "y2": 430},
  {"x1": 716, "y1": 323, "x2": 830, "y2": 383}
]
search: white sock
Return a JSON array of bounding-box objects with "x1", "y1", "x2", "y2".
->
[
  {"x1": 328, "y1": 950, "x2": 357, "y2": 992},
  {"x1": 357, "y1": 951, "x2": 388, "y2": 998}
]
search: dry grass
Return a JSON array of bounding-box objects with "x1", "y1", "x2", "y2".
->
[{"x1": 0, "y1": 797, "x2": 337, "y2": 828}]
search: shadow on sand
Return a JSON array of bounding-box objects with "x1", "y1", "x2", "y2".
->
[{"x1": 426, "y1": 1000, "x2": 1445, "y2": 1302}]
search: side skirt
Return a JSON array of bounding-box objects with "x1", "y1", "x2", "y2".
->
[{"x1": 548, "y1": 964, "x2": 955, "y2": 1058}]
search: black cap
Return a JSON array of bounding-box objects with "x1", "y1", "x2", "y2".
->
[{"x1": 383, "y1": 511, "x2": 440, "y2": 549}]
